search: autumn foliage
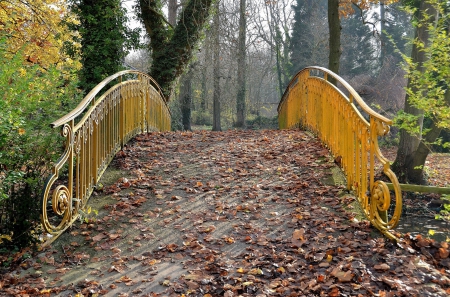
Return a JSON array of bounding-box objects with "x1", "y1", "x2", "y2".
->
[
  {"x1": 339, "y1": 0, "x2": 400, "y2": 16},
  {"x1": 0, "y1": 0, "x2": 81, "y2": 249},
  {"x1": 0, "y1": 0, "x2": 80, "y2": 70}
]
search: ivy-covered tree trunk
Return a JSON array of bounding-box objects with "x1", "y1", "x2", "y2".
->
[
  {"x1": 392, "y1": 0, "x2": 437, "y2": 184},
  {"x1": 74, "y1": 0, "x2": 135, "y2": 92},
  {"x1": 327, "y1": 0, "x2": 341, "y2": 85},
  {"x1": 138, "y1": 0, "x2": 214, "y2": 99},
  {"x1": 235, "y1": 0, "x2": 247, "y2": 128}
]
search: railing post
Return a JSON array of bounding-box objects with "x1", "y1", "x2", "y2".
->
[
  {"x1": 67, "y1": 119, "x2": 75, "y2": 221},
  {"x1": 370, "y1": 117, "x2": 389, "y2": 223},
  {"x1": 120, "y1": 86, "x2": 125, "y2": 148},
  {"x1": 140, "y1": 74, "x2": 145, "y2": 133}
]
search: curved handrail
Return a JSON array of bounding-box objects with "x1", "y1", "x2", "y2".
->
[
  {"x1": 279, "y1": 66, "x2": 391, "y2": 124},
  {"x1": 278, "y1": 66, "x2": 402, "y2": 240},
  {"x1": 51, "y1": 70, "x2": 167, "y2": 128},
  {"x1": 41, "y1": 70, "x2": 171, "y2": 237}
]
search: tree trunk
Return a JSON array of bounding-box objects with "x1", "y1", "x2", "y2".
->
[
  {"x1": 200, "y1": 40, "x2": 210, "y2": 111},
  {"x1": 274, "y1": 30, "x2": 284, "y2": 99},
  {"x1": 380, "y1": 0, "x2": 385, "y2": 64},
  {"x1": 168, "y1": 0, "x2": 178, "y2": 26},
  {"x1": 180, "y1": 65, "x2": 194, "y2": 131},
  {"x1": 138, "y1": 0, "x2": 213, "y2": 99},
  {"x1": 235, "y1": 0, "x2": 247, "y2": 128},
  {"x1": 327, "y1": 0, "x2": 341, "y2": 85},
  {"x1": 212, "y1": 3, "x2": 221, "y2": 132},
  {"x1": 403, "y1": 78, "x2": 450, "y2": 184},
  {"x1": 392, "y1": 0, "x2": 437, "y2": 184}
]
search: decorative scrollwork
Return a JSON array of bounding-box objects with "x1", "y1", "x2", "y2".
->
[
  {"x1": 368, "y1": 170, "x2": 402, "y2": 239},
  {"x1": 95, "y1": 101, "x2": 101, "y2": 122},
  {"x1": 370, "y1": 181, "x2": 391, "y2": 215},
  {"x1": 74, "y1": 130, "x2": 82, "y2": 155},
  {"x1": 41, "y1": 124, "x2": 74, "y2": 234},
  {"x1": 89, "y1": 113, "x2": 94, "y2": 135},
  {"x1": 52, "y1": 185, "x2": 70, "y2": 216},
  {"x1": 375, "y1": 119, "x2": 390, "y2": 136}
]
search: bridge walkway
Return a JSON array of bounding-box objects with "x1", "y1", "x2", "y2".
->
[{"x1": 7, "y1": 129, "x2": 449, "y2": 297}]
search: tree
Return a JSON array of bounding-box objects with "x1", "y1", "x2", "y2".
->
[
  {"x1": 180, "y1": 65, "x2": 194, "y2": 131},
  {"x1": 71, "y1": 0, "x2": 139, "y2": 92},
  {"x1": 340, "y1": 11, "x2": 378, "y2": 76},
  {"x1": 328, "y1": 0, "x2": 341, "y2": 84},
  {"x1": 0, "y1": 0, "x2": 80, "y2": 70},
  {"x1": 393, "y1": 0, "x2": 449, "y2": 184},
  {"x1": 326, "y1": 0, "x2": 401, "y2": 82},
  {"x1": 381, "y1": 2, "x2": 414, "y2": 62},
  {"x1": 235, "y1": 0, "x2": 247, "y2": 128},
  {"x1": 212, "y1": 0, "x2": 222, "y2": 131},
  {"x1": 137, "y1": 0, "x2": 214, "y2": 99},
  {"x1": 253, "y1": 0, "x2": 296, "y2": 97},
  {"x1": 290, "y1": 0, "x2": 328, "y2": 75}
]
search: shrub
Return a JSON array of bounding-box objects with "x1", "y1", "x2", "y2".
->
[
  {"x1": 191, "y1": 110, "x2": 212, "y2": 126},
  {"x1": 0, "y1": 41, "x2": 80, "y2": 250},
  {"x1": 246, "y1": 116, "x2": 278, "y2": 130}
]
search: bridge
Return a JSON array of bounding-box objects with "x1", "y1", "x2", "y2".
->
[
  {"x1": 5, "y1": 67, "x2": 450, "y2": 297},
  {"x1": 41, "y1": 66, "x2": 401, "y2": 241}
]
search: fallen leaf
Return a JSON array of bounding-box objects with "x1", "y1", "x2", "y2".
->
[{"x1": 374, "y1": 263, "x2": 390, "y2": 271}]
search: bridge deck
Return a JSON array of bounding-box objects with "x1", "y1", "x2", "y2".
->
[{"x1": 9, "y1": 130, "x2": 449, "y2": 296}]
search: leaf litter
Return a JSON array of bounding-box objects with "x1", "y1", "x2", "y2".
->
[{"x1": 1, "y1": 129, "x2": 449, "y2": 296}]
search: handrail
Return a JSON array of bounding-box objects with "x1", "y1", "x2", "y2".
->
[
  {"x1": 278, "y1": 66, "x2": 402, "y2": 240},
  {"x1": 41, "y1": 70, "x2": 171, "y2": 237},
  {"x1": 51, "y1": 70, "x2": 167, "y2": 128}
]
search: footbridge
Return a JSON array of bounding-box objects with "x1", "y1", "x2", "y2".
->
[{"x1": 41, "y1": 67, "x2": 401, "y2": 240}]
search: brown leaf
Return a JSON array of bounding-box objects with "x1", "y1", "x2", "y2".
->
[
  {"x1": 166, "y1": 243, "x2": 178, "y2": 252},
  {"x1": 108, "y1": 233, "x2": 120, "y2": 240},
  {"x1": 374, "y1": 263, "x2": 390, "y2": 271},
  {"x1": 292, "y1": 228, "x2": 305, "y2": 240},
  {"x1": 186, "y1": 280, "x2": 199, "y2": 289},
  {"x1": 331, "y1": 266, "x2": 354, "y2": 282},
  {"x1": 438, "y1": 247, "x2": 449, "y2": 259}
]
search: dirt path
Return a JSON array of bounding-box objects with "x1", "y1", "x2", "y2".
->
[{"x1": 1, "y1": 130, "x2": 449, "y2": 296}]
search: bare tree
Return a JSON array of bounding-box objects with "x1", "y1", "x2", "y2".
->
[
  {"x1": 212, "y1": 0, "x2": 222, "y2": 131},
  {"x1": 235, "y1": 0, "x2": 247, "y2": 127}
]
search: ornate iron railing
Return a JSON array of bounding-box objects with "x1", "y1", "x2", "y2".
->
[
  {"x1": 41, "y1": 70, "x2": 170, "y2": 236},
  {"x1": 278, "y1": 67, "x2": 402, "y2": 239}
]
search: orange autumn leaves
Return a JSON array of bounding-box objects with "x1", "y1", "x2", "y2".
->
[
  {"x1": 0, "y1": 0, "x2": 81, "y2": 70},
  {"x1": 340, "y1": 0, "x2": 400, "y2": 17}
]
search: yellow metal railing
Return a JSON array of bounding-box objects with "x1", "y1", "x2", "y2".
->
[
  {"x1": 41, "y1": 70, "x2": 170, "y2": 236},
  {"x1": 278, "y1": 67, "x2": 402, "y2": 239}
]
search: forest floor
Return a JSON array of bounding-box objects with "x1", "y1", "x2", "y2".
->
[{"x1": 1, "y1": 129, "x2": 450, "y2": 296}]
